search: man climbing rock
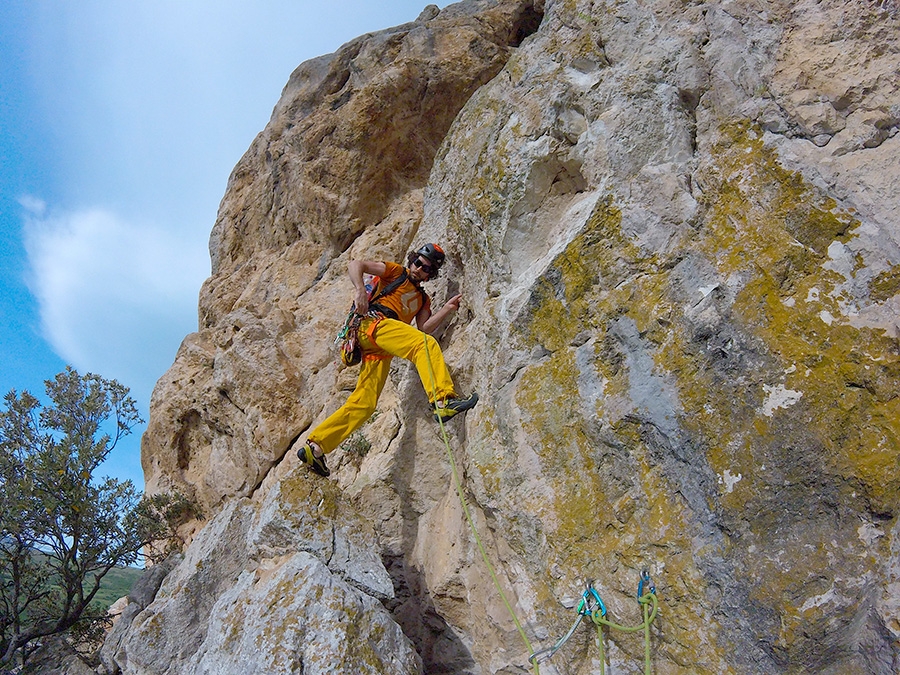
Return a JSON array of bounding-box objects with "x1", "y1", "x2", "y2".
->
[{"x1": 298, "y1": 243, "x2": 478, "y2": 477}]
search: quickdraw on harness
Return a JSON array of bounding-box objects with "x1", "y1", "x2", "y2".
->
[
  {"x1": 337, "y1": 312, "x2": 365, "y2": 366},
  {"x1": 335, "y1": 269, "x2": 420, "y2": 367},
  {"x1": 530, "y1": 571, "x2": 659, "y2": 675}
]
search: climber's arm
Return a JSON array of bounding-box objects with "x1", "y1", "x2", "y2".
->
[
  {"x1": 348, "y1": 259, "x2": 386, "y2": 315},
  {"x1": 418, "y1": 294, "x2": 462, "y2": 334}
]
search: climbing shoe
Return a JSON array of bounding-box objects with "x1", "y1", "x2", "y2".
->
[
  {"x1": 433, "y1": 392, "x2": 479, "y2": 422},
  {"x1": 298, "y1": 442, "x2": 330, "y2": 477}
]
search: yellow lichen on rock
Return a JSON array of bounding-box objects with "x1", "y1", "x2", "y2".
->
[{"x1": 693, "y1": 121, "x2": 900, "y2": 514}]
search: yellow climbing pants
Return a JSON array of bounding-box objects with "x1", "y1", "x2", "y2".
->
[{"x1": 308, "y1": 317, "x2": 457, "y2": 454}]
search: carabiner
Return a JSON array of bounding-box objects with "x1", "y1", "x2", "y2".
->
[
  {"x1": 577, "y1": 584, "x2": 608, "y2": 617},
  {"x1": 637, "y1": 568, "x2": 656, "y2": 600}
]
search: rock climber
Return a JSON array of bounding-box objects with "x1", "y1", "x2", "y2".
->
[{"x1": 297, "y1": 243, "x2": 479, "y2": 476}]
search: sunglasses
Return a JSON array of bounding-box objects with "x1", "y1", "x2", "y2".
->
[{"x1": 412, "y1": 258, "x2": 434, "y2": 274}]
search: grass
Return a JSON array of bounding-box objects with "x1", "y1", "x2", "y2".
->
[{"x1": 90, "y1": 565, "x2": 144, "y2": 612}]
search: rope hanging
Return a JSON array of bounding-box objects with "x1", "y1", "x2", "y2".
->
[
  {"x1": 530, "y1": 573, "x2": 658, "y2": 675},
  {"x1": 422, "y1": 336, "x2": 539, "y2": 675},
  {"x1": 590, "y1": 571, "x2": 659, "y2": 675},
  {"x1": 422, "y1": 333, "x2": 659, "y2": 674}
]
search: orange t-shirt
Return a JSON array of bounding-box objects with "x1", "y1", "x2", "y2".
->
[{"x1": 372, "y1": 261, "x2": 430, "y2": 324}]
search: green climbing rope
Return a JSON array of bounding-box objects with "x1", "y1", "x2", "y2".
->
[
  {"x1": 422, "y1": 333, "x2": 659, "y2": 675},
  {"x1": 422, "y1": 335, "x2": 540, "y2": 675},
  {"x1": 530, "y1": 577, "x2": 659, "y2": 675},
  {"x1": 591, "y1": 588, "x2": 658, "y2": 675}
]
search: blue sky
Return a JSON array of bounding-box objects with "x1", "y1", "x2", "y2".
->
[{"x1": 0, "y1": 1, "x2": 443, "y2": 489}]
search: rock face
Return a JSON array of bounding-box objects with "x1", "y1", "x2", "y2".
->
[
  {"x1": 105, "y1": 475, "x2": 420, "y2": 674},
  {"x1": 111, "y1": 0, "x2": 900, "y2": 673}
]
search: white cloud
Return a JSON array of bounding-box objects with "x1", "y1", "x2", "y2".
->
[
  {"x1": 23, "y1": 203, "x2": 208, "y2": 407},
  {"x1": 18, "y1": 195, "x2": 47, "y2": 216}
]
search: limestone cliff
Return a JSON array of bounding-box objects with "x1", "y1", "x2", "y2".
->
[{"x1": 105, "y1": 0, "x2": 900, "y2": 673}]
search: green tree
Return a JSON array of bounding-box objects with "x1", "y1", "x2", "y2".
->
[{"x1": 0, "y1": 367, "x2": 171, "y2": 668}]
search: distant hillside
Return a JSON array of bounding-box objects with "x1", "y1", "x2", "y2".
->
[
  {"x1": 2, "y1": 556, "x2": 142, "y2": 621},
  {"x1": 91, "y1": 566, "x2": 143, "y2": 613}
]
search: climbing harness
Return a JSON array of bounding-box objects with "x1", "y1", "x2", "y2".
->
[
  {"x1": 335, "y1": 269, "x2": 420, "y2": 366},
  {"x1": 422, "y1": 333, "x2": 659, "y2": 675}
]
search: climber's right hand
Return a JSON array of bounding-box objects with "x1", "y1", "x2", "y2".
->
[{"x1": 354, "y1": 287, "x2": 369, "y2": 315}]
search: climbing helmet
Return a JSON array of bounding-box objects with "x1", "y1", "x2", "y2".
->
[{"x1": 410, "y1": 243, "x2": 445, "y2": 277}]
